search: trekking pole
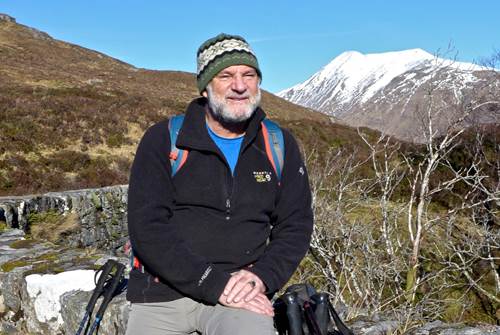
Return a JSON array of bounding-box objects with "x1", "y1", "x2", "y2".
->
[
  {"x1": 75, "y1": 260, "x2": 115, "y2": 335},
  {"x1": 87, "y1": 262, "x2": 125, "y2": 335}
]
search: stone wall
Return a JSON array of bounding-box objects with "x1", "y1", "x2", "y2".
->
[{"x1": 0, "y1": 185, "x2": 129, "y2": 251}]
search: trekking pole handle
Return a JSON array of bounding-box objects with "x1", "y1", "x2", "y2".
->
[
  {"x1": 95, "y1": 262, "x2": 125, "y2": 319},
  {"x1": 86, "y1": 260, "x2": 116, "y2": 312}
]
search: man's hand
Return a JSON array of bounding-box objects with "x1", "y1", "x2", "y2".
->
[
  {"x1": 223, "y1": 269, "x2": 266, "y2": 304},
  {"x1": 218, "y1": 292, "x2": 274, "y2": 317}
]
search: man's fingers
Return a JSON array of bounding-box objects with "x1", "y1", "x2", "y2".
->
[
  {"x1": 247, "y1": 297, "x2": 274, "y2": 316},
  {"x1": 219, "y1": 292, "x2": 274, "y2": 317},
  {"x1": 225, "y1": 269, "x2": 265, "y2": 304},
  {"x1": 223, "y1": 273, "x2": 242, "y2": 296},
  {"x1": 243, "y1": 282, "x2": 264, "y2": 302},
  {"x1": 234, "y1": 281, "x2": 259, "y2": 303},
  {"x1": 253, "y1": 293, "x2": 273, "y2": 310},
  {"x1": 226, "y1": 279, "x2": 249, "y2": 303},
  {"x1": 241, "y1": 286, "x2": 259, "y2": 303}
]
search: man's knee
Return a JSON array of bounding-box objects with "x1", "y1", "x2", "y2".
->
[
  {"x1": 126, "y1": 300, "x2": 196, "y2": 335},
  {"x1": 207, "y1": 307, "x2": 275, "y2": 335}
]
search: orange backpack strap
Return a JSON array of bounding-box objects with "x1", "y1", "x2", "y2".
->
[
  {"x1": 261, "y1": 119, "x2": 285, "y2": 182},
  {"x1": 168, "y1": 115, "x2": 188, "y2": 176}
]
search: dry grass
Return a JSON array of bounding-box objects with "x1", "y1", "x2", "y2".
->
[{"x1": 30, "y1": 211, "x2": 79, "y2": 243}]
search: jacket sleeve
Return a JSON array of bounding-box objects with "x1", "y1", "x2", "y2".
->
[
  {"x1": 249, "y1": 129, "x2": 314, "y2": 293},
  {"x1": 127, "y1": 120, "x2": 230, "y2": 304}
]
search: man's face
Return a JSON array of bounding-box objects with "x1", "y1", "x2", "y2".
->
[{"x1": 203, "y1": 65, "x2": 261, "y2": 124}]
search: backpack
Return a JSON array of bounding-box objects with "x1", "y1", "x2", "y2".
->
[
  {"x1": 273, "y1": 283, "x2": 354, "y2": 335},
  {"x1": 129, "y1": 114, "x2": 285, "y2": 274}
]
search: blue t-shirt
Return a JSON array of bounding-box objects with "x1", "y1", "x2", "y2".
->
[{"x1": 207, "y1": 125, "x2": 244, "y2": 175}]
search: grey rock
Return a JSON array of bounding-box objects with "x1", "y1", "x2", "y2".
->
[
  {"x1": 61, "y1": 290, "x2": 129, "y2": 335},
  {"x1": 411, "y1": 320, "x2": 500, "y2": 335},
  {"x1": 349, "y1": 316, "x2": 399, "y2": 335},
  {"x1": 0, "y1": 267, "x2": 28, "y2": 313}
]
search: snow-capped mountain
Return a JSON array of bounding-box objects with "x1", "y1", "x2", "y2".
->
[{"x1": 277, "y1": 49, "x2": 499, "y2": 142}]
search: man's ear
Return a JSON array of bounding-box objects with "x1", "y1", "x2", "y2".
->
[{"x1": 202, "y1": 90, "x2": 208, "y2": 98}]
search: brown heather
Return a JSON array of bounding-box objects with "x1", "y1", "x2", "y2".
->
[{"x1": 0, "y1": 17, "x2": 332, "y2": 196}]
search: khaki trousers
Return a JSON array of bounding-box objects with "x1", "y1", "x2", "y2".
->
[{"x1": 125, "y1": 297, "x2": 275, "y2": 335}]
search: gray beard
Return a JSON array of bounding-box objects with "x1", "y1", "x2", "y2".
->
[{"x1": 206, "y1": 85, "x2": 261, "y2": 124}]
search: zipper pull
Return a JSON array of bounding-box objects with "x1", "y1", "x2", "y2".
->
[{"x1": 225, "y1": 198, "x2": 231, "y2": 220}]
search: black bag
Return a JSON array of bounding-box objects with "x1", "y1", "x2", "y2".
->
[{"x1": 274, "y1": 283, "x2": 354, "y2": 335}]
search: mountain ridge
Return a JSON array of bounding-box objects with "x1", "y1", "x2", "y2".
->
[{"x1": 278, "y1": 49, "x2": 499, "y2": 142}]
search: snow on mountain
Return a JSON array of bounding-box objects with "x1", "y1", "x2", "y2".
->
[
  {"x1": 278, "y1": 49, "x2": 485, "y2": 109},
  {"x1": 277, "y1": 49, "x2": 496, "y2": 142}
]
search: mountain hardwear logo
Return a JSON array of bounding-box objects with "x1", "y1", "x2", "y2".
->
[{"x1": 253, "y1": 171, "x2": 272, "y2": 183}]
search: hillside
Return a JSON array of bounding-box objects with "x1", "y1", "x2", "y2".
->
[{"x1": 0, "y1": 14, "x2": 338, "y2": 196}]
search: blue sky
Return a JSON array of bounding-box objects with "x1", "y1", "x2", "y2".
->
[{"x1": 2, "y1": 1, "x2": 499, "y2": 93}]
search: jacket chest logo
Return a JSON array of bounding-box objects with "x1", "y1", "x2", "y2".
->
[{"x1": 253, "y1": 171, "x2": 272, "y2": 183}]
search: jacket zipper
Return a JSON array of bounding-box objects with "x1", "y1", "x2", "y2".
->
[
  {"x1": 225, "y1": 167, "x2": 235, "y2": 221},
  {"x1": 225, "y1": 151, "x2": 241, "y2": 221}
]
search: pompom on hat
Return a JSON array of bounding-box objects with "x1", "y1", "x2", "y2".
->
[{"x1": 196, "y1": 33, "x2": 261, "y2": 94}]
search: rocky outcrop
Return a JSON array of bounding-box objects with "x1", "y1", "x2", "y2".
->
[
  {"x1": 0, "y1": 227, "x2": 129, "y2": 334},
  {"x1": 0, "y1": 13, "x2": 52, "y2": 40},
  {"x1": 0, "y1": 13, "x2": 16, "y2": 23}
]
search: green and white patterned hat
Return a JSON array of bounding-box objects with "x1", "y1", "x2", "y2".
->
[{"x1": 196, "y1": 33, "x2": 262, "y2": 94}]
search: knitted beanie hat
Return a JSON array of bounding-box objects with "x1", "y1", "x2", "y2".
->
[{"x1": 196, "y1": 33, "x2": 261, "y2": 93}]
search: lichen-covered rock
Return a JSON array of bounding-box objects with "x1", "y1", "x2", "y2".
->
[
  {"x1": 411, "y1": 320, "x2": 500, "y2": 335},
  {"x1": 348, "y1": 315, "x2": 400, "y2": 335}
]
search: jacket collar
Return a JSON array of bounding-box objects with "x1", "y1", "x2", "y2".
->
[{"x1": 176, "y1": 97, "x2": 266, "y2": 153}]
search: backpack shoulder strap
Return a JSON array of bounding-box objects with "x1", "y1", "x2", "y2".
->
[
  {"x1": 261, "y1": 119, "x2": 285, "y2": 182},
  {"x1": 168, "y1": 114, "x2": 188, "y2": 176}
]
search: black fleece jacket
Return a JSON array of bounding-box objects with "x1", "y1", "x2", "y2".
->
[{"x1": 126, "y1": 97, "x2": 313, "y2": 304}]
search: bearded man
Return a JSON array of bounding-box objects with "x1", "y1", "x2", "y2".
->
[{"x1": 126, "y1": 33, "x2": 313, "y2": 335}]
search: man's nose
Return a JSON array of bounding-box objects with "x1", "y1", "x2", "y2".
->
[{"x1": 231, "y1": 74, "x2": 247, "y2": 93}]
